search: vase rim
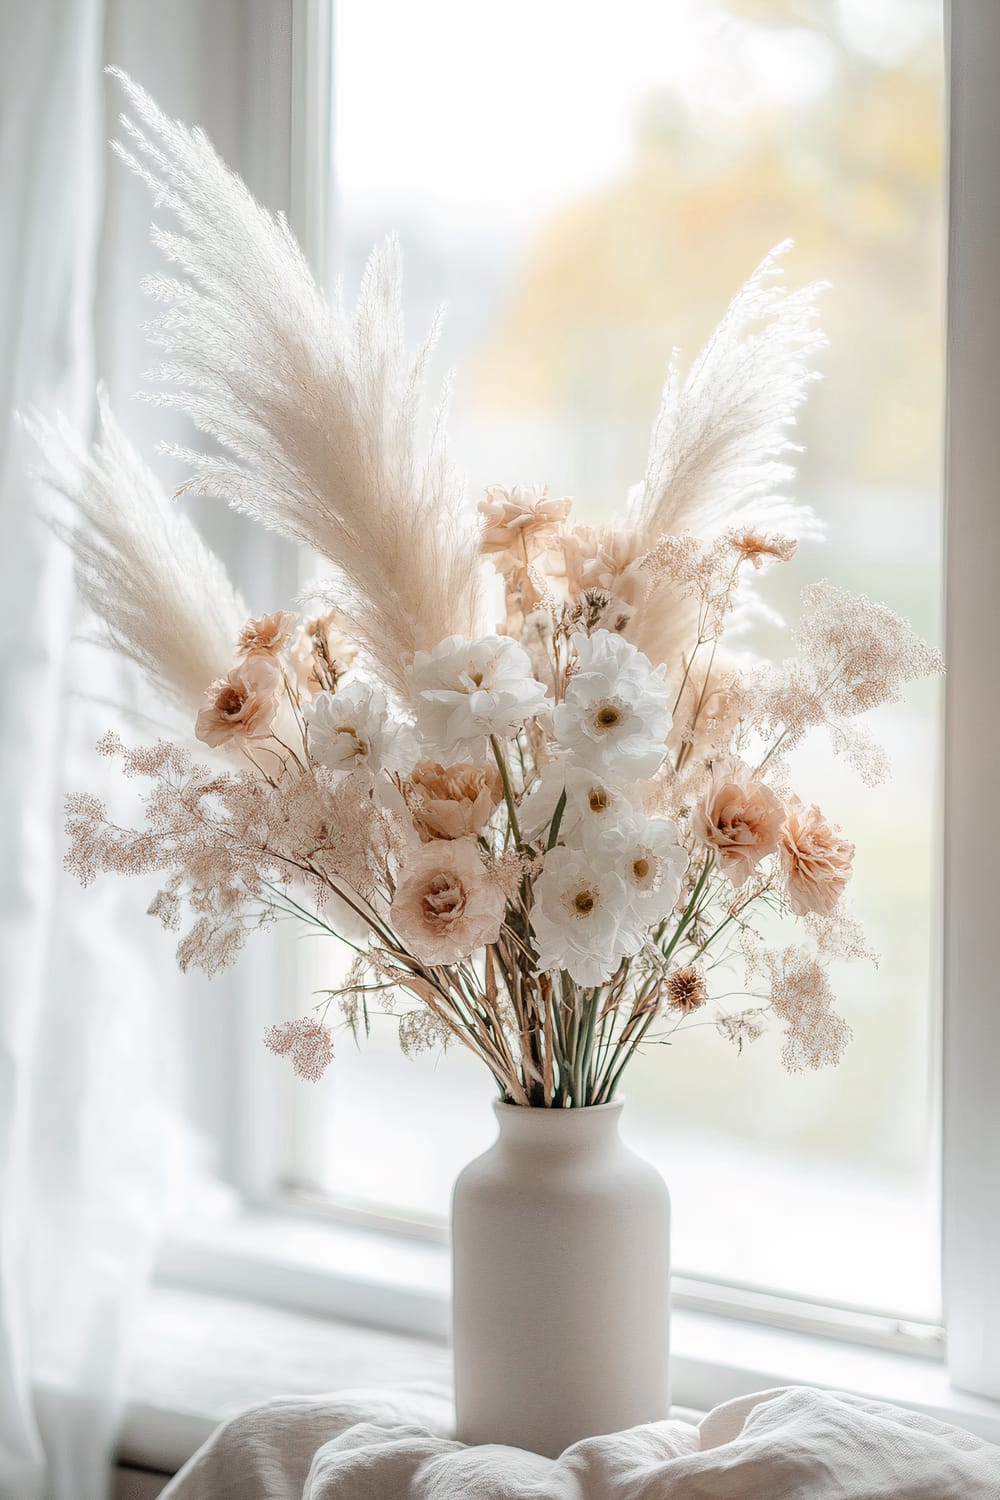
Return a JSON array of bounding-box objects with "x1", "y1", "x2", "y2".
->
[{"x1": 493, "y1": 1098, "x2": 624, "y2": 1116}]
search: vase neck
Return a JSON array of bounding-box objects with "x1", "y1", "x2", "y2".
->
[{"x1": 492, "y1": 1100, "x2": 624, "y2": 1157}]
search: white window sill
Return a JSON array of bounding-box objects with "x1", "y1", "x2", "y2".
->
[
  {"x1": 127, "y1": 1208, "x2": 1000, "y2": 1479},
  {"x1": 118, "y1": 1284, "x2": 454, "y2": 1476}
]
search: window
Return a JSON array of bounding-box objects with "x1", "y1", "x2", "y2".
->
[{"x1": 261, "y1": 0, "x2": 948, "y2": 1333}]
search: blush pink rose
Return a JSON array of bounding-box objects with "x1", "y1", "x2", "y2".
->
[
  {"x1": 780, "y1": 800, "x2": 855, "y2": 916},
  {"x1": 694, "y1": 758, "x2": 785, "y2": 887},
  {"x1": 237, "y1": 610, "x2": 296, "y2": 657},
  {"x1": 195, "y1": 658, "x2": 281, "y2": 747},
  {"x1": 406, "y1": 761, "x2": 502, "y2": 842},
  {"x1": 390, "y1": 838, "x2": 505, "y2": 965}
]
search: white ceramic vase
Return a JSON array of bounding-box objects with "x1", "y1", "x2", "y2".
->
[{"x1": 451, "y1": 1099, "x2": 670, "y2": 1458}]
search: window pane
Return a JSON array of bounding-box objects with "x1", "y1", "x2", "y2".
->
[{"x1": 287, "y1": 0, "x2": 944, "y2": 1321}]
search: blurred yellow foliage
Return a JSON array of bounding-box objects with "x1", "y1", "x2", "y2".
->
[{"x1": 472, "y1": 12, "x2": 943, "y2": 490}]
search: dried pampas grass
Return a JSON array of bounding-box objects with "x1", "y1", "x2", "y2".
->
[
  {"x1": 627, "y1": 243, "x2": 827, "y2": 667},
  {"x1": 30, "y1": 392, "x2": 246, "y2": 716},
  {"x1": 108, "y1": 68, "x2": 485, "y2": 701},
  {"x1": 631, "y1": 241, "x2": 826, "y2": 543}
]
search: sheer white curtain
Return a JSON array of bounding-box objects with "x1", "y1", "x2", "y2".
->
[{"x1": 0, "y1": 5, "x2": 294, "y2": 1496}]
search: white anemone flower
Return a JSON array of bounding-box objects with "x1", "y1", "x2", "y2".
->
[
  {"x1": 554, "y1": 630, "x2": 671, "y2": 781},
  {"x1": 520, "y1": 761, "x2": 635, "y2": 848},
  {"x1": 408, "y1": 634, "x2": 549, "y2": 759},
  {"x1": 591, "y1": 813, "x2": 688, "y2": 925},
  {"x1": 303, "y1": 681, "x2": 412, "y2": 775},
  {"x1": 530, "y1": 845, "x2": 633, "y2": 986}
]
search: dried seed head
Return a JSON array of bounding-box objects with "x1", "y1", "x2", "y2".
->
[{"x1": 665, "y1": 964, "x2": 708, "y2": 1014}]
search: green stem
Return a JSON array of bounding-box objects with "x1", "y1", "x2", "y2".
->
[
  {"x1": 594, "y1": 854, "x2": 714, "y2": 1103},
  {"x1": 578, "y1": 989, "x2": 600, "y2": 1104},
  {"x1": 546, "y1": 788, "x2": 568, "y2": 851},
  {"x1": 490, "y1": 734, "x2": 523, "y2": 847}
]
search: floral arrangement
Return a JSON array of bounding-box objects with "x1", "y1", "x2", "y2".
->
[{"x1": 42, "y1": 75, "x2": 941, "y2": 1108}]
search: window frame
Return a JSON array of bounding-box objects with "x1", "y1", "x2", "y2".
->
[
  {"x1": 166, "y1": 0, "x2": 1000, "y2": 1426},
  {"x1": 941, "y1": 0, "x2": 1000, "y2": 1406}
]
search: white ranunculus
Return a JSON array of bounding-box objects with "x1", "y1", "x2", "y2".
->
[
  {"x1": 530, "y1": 845, "x2": 633, "y2": 986},
  {"x1": 408, "y1": 635, "x2": 549, "y2": 759},
  {"x1": 553, "y1": 629, "x2": 671, "y2": 781},
  {"x1": 519, "y1": 760, "x2": 636, "y2": 848},
  {"x1": 303, "y1": 681, "x2": 412, "y2": 775},
  {"x1": 590, "y1": 813, "x2": 688, "y2": 925}
]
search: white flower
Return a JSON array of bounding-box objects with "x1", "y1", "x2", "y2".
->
[
  {"x1": 303, "y1": 682, "x2": 412, "y2": 775},
  {"x1": 554, "y1": 630, "x2": 671, "y2": 781},
  {"x1": 408, "y1": 635, "x2": 549, "y2": 759},
  {"x1": 520, "y1": 761, "x2": 635, "y2": 848},
  {"x1": 591, "y1": 813, "x2": 688, "y2": 925},
  {"x1": 531, "y1": 845, "x2": 633, "y2": 986}
]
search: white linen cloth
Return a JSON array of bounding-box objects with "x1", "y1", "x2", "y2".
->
[{"x1": 160, "y1": 1383, "x2": 1000, "y2": 1498}]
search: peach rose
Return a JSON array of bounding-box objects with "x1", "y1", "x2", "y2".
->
[
  {"x1": 195, "y1": 658, "x2": 281, "y2": 747},
  {"x1": 562, "y1": 524, "x2": 645, "y2": 605},
  {"x1": 237, "y1": 611, "x2": 296, "y2": 657},
  {"x1": 478, "y1": 484, "x2": 571, "y2": 567},
  {"x1": 406, "y1": 761, "x2": 502, "y2": 842},
  {"x1": 390, "y1": 838, "x2": 505, "y2": 965},
  {"x1": 694, "y1": 758, "x2": 785, "y2": 887},
  {"x1": 780, "y1": 800, "x2": 855, "y2": 916}
]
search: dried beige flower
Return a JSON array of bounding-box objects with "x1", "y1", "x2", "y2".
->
[
  {"x1": 797, "y1": 582, "x2": 943, "y2": 719},
  {"x1": 398, "y1": 1008, "x2": 453, "y2": 1058},
  {"x1": 780, "y1": 800, "x2": 854, "y2": 916},
  {"x1": 717, "y1": 1008, "x2": 769, "y2": 1049},
  {"x1": 562, "y1": 524, "x2": 646, "y2": 607},
  {"x1": 727, "y1": 527, "x2": 797, "y2": 570},
  {"x1": 668, "y1": 655, "x2": 742, "y2": 759},
  {"x1": 390, "y1": 838, "x2": 505, "y2": 965},
  {"x1": 406, "y1": 761, "x2": 502, "y2": 842},
  {"x1": 804, "y1": 908, "x2": 877, "y2": 965},
  {"x1": 765, "y1": 946, "x2": 852, "y2": 1071},
  {"x1": 479, "y1": 484, "x2": 571, "y2": 567},
  {"x1": 238, "y1": 610, "x2": 296, "y2": 657},
  {"x1": 693, "y1": 758, "x2": 785, "y2": 887},
  {"x1": 195, "y1": 658, "x2": 282, "y2": 747},
  {"x1": 64, "y1": 736, "x2": 399, "y2": 976},
  {"x1": 289, "y1": 611, "x2": 358, "y2": 698},
  {"x1": 264, "y1": 1017, "x2": 335, "y2": 1081},
  {"x1": 665, "y1": 965, "x2": 708, "y2": 1014},
  {"x1": 479, "y1": 485, "x2": 571, "y2": 636}
]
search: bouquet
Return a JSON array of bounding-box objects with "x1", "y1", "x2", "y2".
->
[{"x1": 43, "y1": 74, "x2": 941, "y2": 1108}]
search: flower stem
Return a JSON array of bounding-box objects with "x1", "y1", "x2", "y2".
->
[
  {"x1": 546, "y1": 788, "x2": 567, "y2": 851},
  {"x1": 490, "y1": 734, "x2": 523, "y2": 846}
]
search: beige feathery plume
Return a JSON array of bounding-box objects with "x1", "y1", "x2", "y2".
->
[
  {"x1": 107, "y1": 68, "x2": 485, "y2": 701},
  {"x1": 30, "y1": 392, "x2": 246, "y2": 716},
  {"x1": 626, "y1": 243, "x2": 827, "y2": 668}
]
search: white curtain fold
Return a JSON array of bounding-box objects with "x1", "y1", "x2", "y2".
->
[
  {"x1": 1, "y1": 3, "x2": 122, "y2": 1495},
  {"x1": 0, "y1": 5, "x2": 295, "y2": 1495}
]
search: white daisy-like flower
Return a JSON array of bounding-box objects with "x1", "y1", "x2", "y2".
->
[
  {"x1": 554, "y1": 629, "x2": 671, "y2": 781},
  {"x1": 530, "y1": 845, "x2": 633, "y2": 986},
  {"x1": 408, "y1": 635, "x2": 549, "y2": 759},
  {"x1": 591, "y1": 813, "x2": 688, "y2": 925},
  {"x1": 520, "y1": 761, "x2": 635, "y2": 848},
  {"x1": 303, "y1": 682, "x2": 412, "y2": 775}
]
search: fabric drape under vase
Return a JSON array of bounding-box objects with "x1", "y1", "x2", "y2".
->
[{"x1": 451, "y1": 1100, "x2": 670, "y2": 1458}]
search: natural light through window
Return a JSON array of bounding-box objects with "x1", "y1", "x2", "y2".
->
[{"x1": 282, "y1": 0, "x2": 944, "y2": 1323}]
